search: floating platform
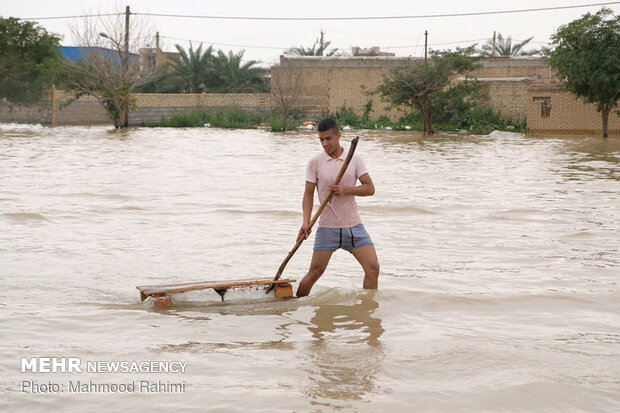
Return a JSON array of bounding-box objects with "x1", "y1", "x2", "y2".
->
[{"x1": 137, "y1": 278, "x2": 296, "y2": 308}]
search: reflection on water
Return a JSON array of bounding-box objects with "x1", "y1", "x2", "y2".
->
[{"x1": 303, "y1": 292, "x2": 384, "y2": 406}]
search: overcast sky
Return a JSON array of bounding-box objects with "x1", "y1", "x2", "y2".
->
[{"x1": 5, "y1": 1, "x2": 620, "y2": 66}]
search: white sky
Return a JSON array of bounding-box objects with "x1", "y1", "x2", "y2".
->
[{"x1": 5, "y1": 1, "x2": 620, "y2": 67}]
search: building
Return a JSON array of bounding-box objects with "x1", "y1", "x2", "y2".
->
[
  {"x1": 271, "y1": 55, "x2": 618, "y2": 134},
  {"x1": 139, "y1": 47, "x2": 181, "y2": 72},
  {"x1": 351, "y1": 46, "x2": 395, "y2": 57},
  {"x1": 58, "y1": 46, "x2": 139, "y2": 65}
]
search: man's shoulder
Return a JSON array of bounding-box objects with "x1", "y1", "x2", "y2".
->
[{"x1": 308, "y1": 151, "x2": 326, "y2": 164}]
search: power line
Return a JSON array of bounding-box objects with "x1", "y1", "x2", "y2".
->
[
  {"x1": 383, "y1": 38, "x2": 489, "y2": 49},
  {"x1": 23, "y1": 13, "x2": 122, "y2": 20},
  {"x1": 161, "y1": 36, "x2": 287, "y2": 50},
  {"x1": 161, "y1": 35, "x2": 543, "y2": 51},
  {"x1": 22, "y1": 2, "x2": 619, "y2": 21},
  {"x1": 134, "y1": 2, "x2": 619, "y2": 21}
]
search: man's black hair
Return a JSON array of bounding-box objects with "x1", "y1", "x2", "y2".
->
[{"x1": 318, "y1": 118, "x2": 339, "y2": 133}]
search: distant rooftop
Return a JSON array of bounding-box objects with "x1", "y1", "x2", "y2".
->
[{"x1": 58, "y1": 46, "x2": 139, "y2": 63}]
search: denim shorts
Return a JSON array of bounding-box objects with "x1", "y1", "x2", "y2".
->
[{"x1": 313, "y1": 224, "x2": 374, "y2": 253}]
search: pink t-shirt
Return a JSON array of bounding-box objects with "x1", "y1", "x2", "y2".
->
[{"x1": 305, "y1": 149, "x2": 369, "y2": 228}]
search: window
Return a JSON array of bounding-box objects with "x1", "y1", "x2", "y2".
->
[{"x1": 533, "y1": 96, "x2": 552, "y2": 117}]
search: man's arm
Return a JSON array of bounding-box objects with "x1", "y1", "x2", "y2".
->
[
  {"x1": 297, "y1": 181, "x2": 315, "y2": 241},
  {"x1": 329, "y1": 173, "x2": 375, "y2": 196}
]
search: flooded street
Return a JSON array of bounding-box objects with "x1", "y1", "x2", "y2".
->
[{"x1": 1, "y1": 124, "x2": 619, "y2": 412}]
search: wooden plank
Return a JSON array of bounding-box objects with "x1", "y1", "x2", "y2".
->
[
  {"x1": 138, "y1": 277, "x2": 271, "y2": 289},
  {"x1": 137, "y1": 278, "x2": 296, "y2": 298}
]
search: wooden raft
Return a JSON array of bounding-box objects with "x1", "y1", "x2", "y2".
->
[{"x1": 137, "y1": 278, "x2": 296, "y2": 308}]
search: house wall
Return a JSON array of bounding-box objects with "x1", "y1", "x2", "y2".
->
[{"x1": 527, "y1": 85, "x2": 620, "y2": 134}]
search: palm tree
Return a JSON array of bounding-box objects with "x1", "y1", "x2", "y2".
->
[
  {"x1": 480, "y1": 34, "x2": 540, "y2": 56},
  {"x1": 212, "y1": 50, "x2": 268, "y2": 93},
  {"x1": 284, "y1": 30, "x2": 339, "y2": 56},
  {"x1": 171, "y1": 43, "x2": 215, "y2": 93}
]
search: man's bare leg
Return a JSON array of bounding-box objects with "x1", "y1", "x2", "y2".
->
[
  {"x1": 351, "y1": 244, "x2": 380, "y2": 290},
  {"x1": 296, "y1": 250, "x2": 334, "y2": 297}
]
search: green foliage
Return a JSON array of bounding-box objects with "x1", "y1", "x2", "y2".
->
[
  {"x1": 480, "y1": 34, "x2": 540, "y2": 56},
  {"x1": 325, "y1": 101, "x2": 522, "y2": 134},
  {"x1": 376, "y1": 47, "x2": 481, "y2": 134},
  {"x1": 284, "y1": 32, "x2": 339, "y2": 56},
  {"x1": 211, "y1": 50, "x2": 269, "y2": 93},
  {"x1": 330, "y1": 105, "x2": 364, "y2": 128},
  {"x1": 269, "y1": 115, "x2": 301, "y2": 132},
  {"x1": 99, "y1": 86, "x2": 136, "y2": 125},
  {"x1": 362, "y1": 99, "x2": 373, "y2": 123},
  {"x1": 0, "y1": 17, "x2": 61, "y2": 104},
  {"x1": 398, "y1": 112, "x2": 422, "y2": 123},
  {"x1": 454, "y1": 107, "x2": 526, "y2": 134},
  {"x1": 164, "y1": 44, "x2": 267, "y2": 94},
  {"x1": 547, "y1": 8, "x2": 619, "y2": 137},
  {"x1": 135, "y1": 67, "x2": 183, "y2": 93},
  {"x1": 429, "y1": 81, "x2": 488, "y2": 125},
  {"x1": 170, "y1": 43, "x2": 215, "y2": 93},
  {"x1": 148, "y1": 107, "x2": 271, "y2": 129}
]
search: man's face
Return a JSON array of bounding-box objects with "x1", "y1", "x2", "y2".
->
[{"x1": 318, "y1": 128, "x2": 341, "y2": 157}]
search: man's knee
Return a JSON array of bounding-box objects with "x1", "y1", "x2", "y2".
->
[
  {"x1": 366, "y1": 261, "x2": 380, "y2": 277},
  {"x1": 307, "y1": 265, "x2": 326, "y2": 280}
]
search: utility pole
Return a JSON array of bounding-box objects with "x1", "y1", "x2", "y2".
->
[
  {"x1": 123, "y1": 5, "x2": 130, "y2": 127},
  {"x1": 424, "y1": 30, "x2": 428, "y2": 62},
  {"x1": 492, "y1": 31, "x2": 496, "y2": 56},
  {"x1": 50, "y1": 84, "x2": 56, "y2": 127},
  {"x1": 155, "y1": 31, "x2": 160, "y2": 67}
]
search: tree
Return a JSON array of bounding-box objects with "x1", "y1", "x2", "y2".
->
[
  {"x1": 62, "y1": 10, "x2": 157, "y2": 128},
  {"x1": 212, "y1": 50, "x2": 268, "y2": 93},
  {"x1": 0, "y1": 17, "x2": 61, "y2": 105},
  {"x1": 284, "y1": 30, "x2": 339, "y2": 56},
  {"x1": 547, "y1": 8, "x2": 620, "y2": 137},
  {"x1": 270, "y1": 64, "x2": 306, "y2": 131},
  {"x1": 135, "y1": 65, "x2": 183, "y2": 93},
  {"x1": 480, "y1": 33, "x2": 540, "y2": 56},
  {"x1": 170, "y1": 43, "x2": 215, "y2": 93},
  {"x1": 376, "y1": 47, "x2": 481, "y2": 135}
]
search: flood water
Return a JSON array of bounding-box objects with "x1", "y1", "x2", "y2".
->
[{"x1": 1, "y1": 124, "x2": 618, "y2": 412}]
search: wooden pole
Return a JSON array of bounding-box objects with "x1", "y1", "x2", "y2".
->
[
  {"x1": 50, "y1": 84, "x2": 56, "y2": 127},
  {"x1": 155, "y1": 31, "x2": 160, "y2": 67},
  {"x1": 424, "y1": 30, "x2": 428, "y2": 62},
  {"x1": 123, "y1": 5, "x2": 130, "y2": 127},
  {"x1": 492, "y1": 31, "x2": 496, "y2": 56}
]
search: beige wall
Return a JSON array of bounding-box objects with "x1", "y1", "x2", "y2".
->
[
  {"x1": 276, "y1": 56, "x2": 554, "y2": 122},
  {"x1": 485, "y1": 80, "x2": 531, "y2": 121},
  {"x1": 527, "y1": 85, "x2": 620, "y2": 134},
  {"x1": 135, "y1": 93, "x2": 271, "y2": 108},
  {"x1": 33, "y1": 91, "x2": 274, "y2": 126},
  {"x1": 275, "y1": 55, "x2": 618, "y2": 134}
]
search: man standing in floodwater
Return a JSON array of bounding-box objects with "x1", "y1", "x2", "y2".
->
[{"x1": 296, "y1": 118, "x2": 380, "y2": 297}]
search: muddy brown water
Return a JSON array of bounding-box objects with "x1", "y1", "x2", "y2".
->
[{"x1": 1, "y1": 125, "x2": 618, "y2": 412}]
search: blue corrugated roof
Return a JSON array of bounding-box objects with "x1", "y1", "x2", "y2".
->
[{"x1": 58, "y1": 46, "x2": 139, "y2": 64}]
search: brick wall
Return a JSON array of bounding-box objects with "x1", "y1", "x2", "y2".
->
[
  {"x1": 527, "y1": 85, "x2": 620, "y2": 134},
  {"x1": 131, "y1": 93, "x2": 272, "y2": 125},
  {"x1": 276, "y1": 56, "x2": 555, "y2": 123},
  {"x1": 485, "y1": 80, "x2": 531, "y2": 121},
  {"x1": 270, "y1": 66, "x2": 328, "y2": 117},
  {"x1": 0, "y1": 94, "x2": 49, "y2": 123},
  {"x1": 3, "y1": 91, "x2": 275, "y2": 126},
  {"x1": 55, "y1": 91, "x2": 110, "y2": 125}
]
